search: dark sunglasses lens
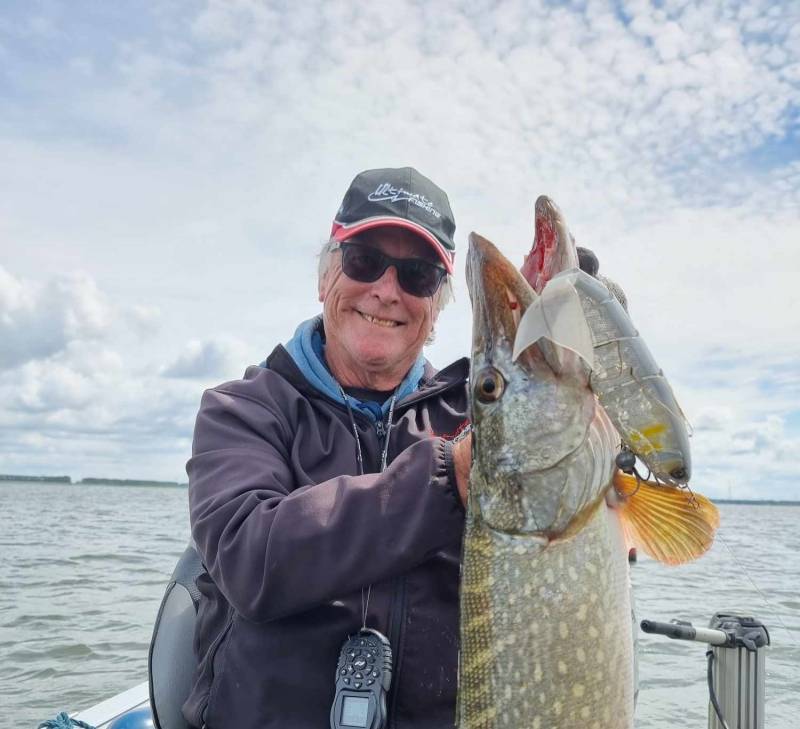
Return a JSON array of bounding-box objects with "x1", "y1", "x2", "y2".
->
[
  {"x1": 397, "y1": 259, "x2": 445, "y2": 297},
  {"x1": 340, "y1": 243, "x2": 445, "y2": 297},
  {"x1": 341, "y1": 245, "x2": 387, "y2": 282}
]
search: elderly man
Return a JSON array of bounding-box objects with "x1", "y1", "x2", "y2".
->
[{"x1": 184, "y1": 167, "x2": 472, "y2": 729}]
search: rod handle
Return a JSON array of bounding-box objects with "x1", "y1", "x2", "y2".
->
[{"x1": 640, "y1": 619, "x2": 728, "y2": 645}]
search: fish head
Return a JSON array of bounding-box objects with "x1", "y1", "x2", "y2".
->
[{"x1": 467, "y1": 232, "x2": 604, "y2": 537}]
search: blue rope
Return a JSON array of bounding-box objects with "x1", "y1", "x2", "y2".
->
[{"x1": 38, "y1": 712, "x2": 96, "y2": 729}]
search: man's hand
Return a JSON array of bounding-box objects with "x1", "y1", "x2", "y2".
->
[{"x1": 452, "y1": 432, "x2": 471, "y2": 508}]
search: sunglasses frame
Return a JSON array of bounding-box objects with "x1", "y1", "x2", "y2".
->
[{"x1": 335, "y1": 240, "x2": 447, "y2": 298}]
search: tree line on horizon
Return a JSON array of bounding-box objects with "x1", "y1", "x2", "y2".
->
[{"x1": 0, "y1": 474, "x2": 186, "y2": 487}]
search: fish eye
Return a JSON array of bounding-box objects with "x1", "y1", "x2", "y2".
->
[{"x1": 475, "y1": 368, "x2": 505, "y2": 403}]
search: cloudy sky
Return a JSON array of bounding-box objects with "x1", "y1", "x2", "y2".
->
[{"x1": 1, "y1": 0, "x2": 798, "y2": 498}]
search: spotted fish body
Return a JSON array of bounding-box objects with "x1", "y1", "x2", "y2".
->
[
  {"x1": 459, "y1": 233, "x2": 635, "y2": 729},
  {"x1": 460, "y1": 499, "x2": 633, "y2": 728}
]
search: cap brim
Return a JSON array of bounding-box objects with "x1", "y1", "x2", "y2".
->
[{"x1": 331, "y1": 216, "x2": 454, "y2": 274}]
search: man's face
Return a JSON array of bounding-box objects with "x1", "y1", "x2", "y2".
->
[{"x1": 319, "y1": 227, "x2": 443, "y2": 388}]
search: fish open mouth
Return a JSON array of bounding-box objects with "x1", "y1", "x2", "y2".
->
[
  {"x1": 521, "y1": 195, "x2": 580, "y2": 294},
  {"x1": 467, "y1": 232, "x2": 574, "y2": 380},
  {"x1": 466, "y1": 232, "x2": 535, "y2": 361}
]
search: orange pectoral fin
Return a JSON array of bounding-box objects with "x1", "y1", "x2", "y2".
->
[{"x1": 613, "y1": 472, "x2": 720, "y2": 565}]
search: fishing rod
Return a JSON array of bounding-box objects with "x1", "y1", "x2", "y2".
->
[{"x1": 640, "y1": 613, "x2": 770, "y2": 729}]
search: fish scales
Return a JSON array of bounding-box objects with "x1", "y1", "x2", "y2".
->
[
  {"x1": 459, "y1": 399, "x2": 633, "y2": 728},
  {"x1": 460, "y1": 502, "x2": 634, "y2": 729}
]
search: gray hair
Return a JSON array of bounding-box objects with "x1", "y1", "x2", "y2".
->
[{"x1": 318, "y1": 238, "x2": 454, "y2": 317}]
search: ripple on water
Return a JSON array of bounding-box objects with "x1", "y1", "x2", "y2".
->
[
  {"x1": 71, "y1": 552, "x2": 152, "y2": 565},
  {"x1": 6, "y1": 642, "x2": 95, "y2": 663},
  {"x1": 3, "y1": 613, "x2": 70, "y2": 629}
]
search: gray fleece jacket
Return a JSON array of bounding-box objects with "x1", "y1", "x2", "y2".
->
[{"x1": 183, "y1": 344, "x2": 469, "y2": 729}]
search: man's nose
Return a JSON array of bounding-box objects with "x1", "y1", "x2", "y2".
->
[{"x1": 370, "y1": 263, "x2": 403, "y2": 300}]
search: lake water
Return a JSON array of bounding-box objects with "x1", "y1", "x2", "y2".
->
[{"x1": 1, "y1": 482, "x2": 798, "y2": 728}]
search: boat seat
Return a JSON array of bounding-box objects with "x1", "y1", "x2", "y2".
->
[{"x1": 148, "y1": 542, "x2": 203, "y2": 729}]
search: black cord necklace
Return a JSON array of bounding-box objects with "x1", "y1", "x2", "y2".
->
[
  {"x1": 337, "y1": 384, "x2": 398, "y2": 626},
  {"x1": 329, "y1": 385, "x2": 399, "y2": 729},
  {"x1": 339, "y1": 385, "x2": 398, "y2": 478}
]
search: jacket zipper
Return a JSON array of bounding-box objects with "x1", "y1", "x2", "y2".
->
[
  {"x1": 200, "y1": 610, "x2": 235, "y2": 728},
  {"x1": 369, "y1": 415, "x2": 408, "y2": 729},
  {"x1": 358, "y1": 411, "x2": 406, "y2": 729},
  {"x1": 387, "y1": 575, "x2": 407, "y2": 729}
]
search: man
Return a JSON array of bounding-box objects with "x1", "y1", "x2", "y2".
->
[{"x1": 184, "y1": 167, "x2": 473, "y2": 729}]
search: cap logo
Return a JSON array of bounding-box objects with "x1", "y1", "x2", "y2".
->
[{"x1": 367, "y1": 183, "x2": 442, "y2": 219}]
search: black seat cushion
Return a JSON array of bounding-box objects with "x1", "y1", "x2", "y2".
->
[{"x1": 149, "y1": 543, "x2": 203, "y2": 729}]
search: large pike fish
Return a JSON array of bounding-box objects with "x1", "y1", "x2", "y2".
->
[{"x1": 458, "y1": 231, "x2": 718, "y2": 729}]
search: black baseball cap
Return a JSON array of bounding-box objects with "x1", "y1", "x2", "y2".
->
[{"x1": 330, "y1": 167, "x2": 456, "y2": 274}]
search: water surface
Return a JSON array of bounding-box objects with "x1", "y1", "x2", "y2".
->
[{"x1": 1, "y1": 483, "x2": 797, "y2": 727}]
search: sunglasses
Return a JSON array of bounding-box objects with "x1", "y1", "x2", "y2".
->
[{"x1": 336, "y1": 241, "x2": 447, "y2": 298}]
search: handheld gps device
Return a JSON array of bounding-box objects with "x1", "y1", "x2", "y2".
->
[{"x1": 330, "y1": 628, "x2": 392, "y2": 729}]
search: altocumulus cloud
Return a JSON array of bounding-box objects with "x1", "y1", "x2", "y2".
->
[{"x1": 1, "y1": 0, "x2": 798, "y2": 495}]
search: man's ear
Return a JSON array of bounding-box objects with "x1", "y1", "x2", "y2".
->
[{"x1": 319, "y1": 257, "x2": 343, "y2": 303}]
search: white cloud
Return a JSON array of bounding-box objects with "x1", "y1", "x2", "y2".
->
[
  {"x1": 128, "y1": 304, "x2": 161, "y2": 336},
  {"x1": 0, "y1": 266, "x2": 111, "y2": 369},
  {"x1": 0, "y1": 345, "x2": 203, "y2": 481},
  {"x1": 692, "y1": 407, "x2": 734, "y2": 433},
  {"x1": 13, "y1": 360, "x2": 94, "y2": 412},
  {"x1": 162, "y1": 337, "x2": 249, "y2": 379}
]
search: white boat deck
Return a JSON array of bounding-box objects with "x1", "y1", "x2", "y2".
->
[{"x1": 72, "y1": 682, "x2": 150, "y2": 728}]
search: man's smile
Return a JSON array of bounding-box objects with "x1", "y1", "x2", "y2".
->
[{"x1": 357, "y1": 310, "x2": 404, "y2": 328}]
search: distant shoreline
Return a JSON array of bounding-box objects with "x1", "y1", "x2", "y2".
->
[
  {"x1": 711, "y1": 499, "x2": 800, "y2": 506},
  {"x1": 0, "y1": 475, "x2": 187, "y2": 488},
  {"x1": 0, "y1": 474, "x2": 71, "y2": 483},
  {"x1": 0, "y1": 475, "x2": 797, "y2": 502}
]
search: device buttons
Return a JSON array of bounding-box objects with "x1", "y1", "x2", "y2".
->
[{"x1": 331, "y1": 628, "x2": 392, "y2": 729}]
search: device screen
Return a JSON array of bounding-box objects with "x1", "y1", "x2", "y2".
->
[{"x1": 341, "y1": 695, "x2": 370, "y2": 727}]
